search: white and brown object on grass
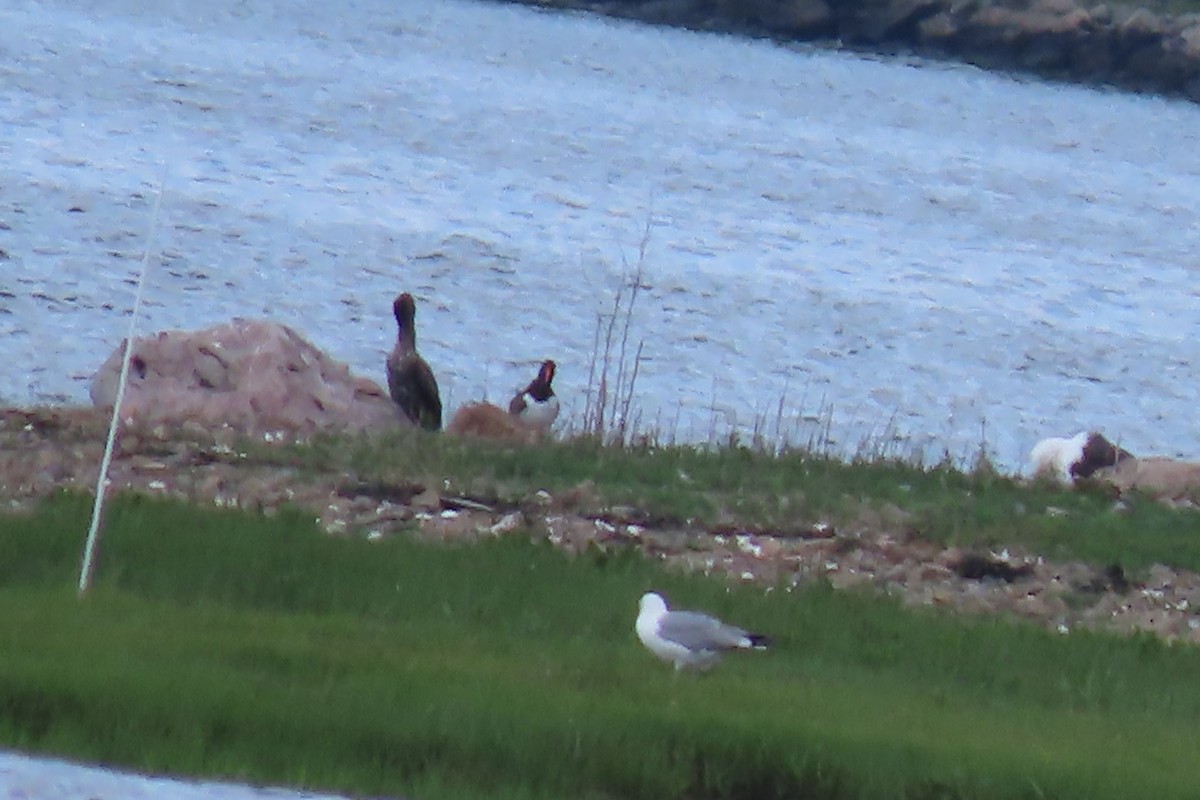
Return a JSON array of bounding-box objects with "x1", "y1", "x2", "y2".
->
[
  {"x1": 1029, "y1": 431, "x2": 1133, "y2": 483},
  {"x1": 508, "y1": 359, "x2": 559, "y2": 435},
  {"x1": 386, "y1": 292, "x2": 442, "y2": 431},
  {"x1": 1029, "y1": 431, "x2": 1200, "y2": 503}
]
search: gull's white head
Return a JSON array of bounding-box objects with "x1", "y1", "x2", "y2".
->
[
  {"x1": 636, "y1": 592, "x2": 676, "y2": 666},
  {"x1": 639, "y1": 592, "x2": 668, "y2": 619}
]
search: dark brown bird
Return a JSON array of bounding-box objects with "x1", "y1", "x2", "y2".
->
[
  {"x1": 386, "y1": 293, "x2": 442, "y2": 431},
  {"x1": 508, "y1": 359, "x2": 559, "y2": 434}
]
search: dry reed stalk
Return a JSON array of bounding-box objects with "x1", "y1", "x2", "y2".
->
[{"x1": 582, "y1": 220, "x2": 650, "y2": 445}]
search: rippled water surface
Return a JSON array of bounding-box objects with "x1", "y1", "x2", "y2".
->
[
  {"x1": 3, "y1": 0, "x2": 1200, "y2": 469},
  {"x1": 0, "y1": 749, "x2": 358, "y2": 799}
]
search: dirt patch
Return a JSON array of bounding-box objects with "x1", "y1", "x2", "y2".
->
[{"x1": 4, "y1": 405, "x2": 1199, "y2": 644}]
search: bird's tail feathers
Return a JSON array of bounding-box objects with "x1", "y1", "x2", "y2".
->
[{"x1": 744, "y1": 633, "x2": 771, "y2": 650}]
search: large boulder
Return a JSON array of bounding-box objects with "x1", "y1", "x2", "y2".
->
[{"x1": 90, "y1": 318, "x2": 409, "y2": 435}]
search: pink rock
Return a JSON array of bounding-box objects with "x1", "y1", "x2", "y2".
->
[
  {"x1": 1093, "y1": 456, "x2": 1200, "y2": 502},
  {"x1": 90, "y1": 318, "x2": 409, "y2": 435}
]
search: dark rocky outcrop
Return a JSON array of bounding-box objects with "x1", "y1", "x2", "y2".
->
[{"x1": 507, "y1": 0, "x2": 1200, "y2": 103}]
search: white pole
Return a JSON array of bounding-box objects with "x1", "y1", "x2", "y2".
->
[{"x1": 78, "y1": 182, "x2": 165, "y2": 596}]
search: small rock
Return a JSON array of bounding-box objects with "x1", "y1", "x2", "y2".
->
[
  {"x1": 490, "y1": 512, "x2": 523, "y2": 535},
  {"x1": 411, "y1": 489, "x2": 441, "y2": 511}
]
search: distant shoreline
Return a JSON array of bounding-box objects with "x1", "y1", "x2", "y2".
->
[{"x1": 493, "y1": 0, "x2": 1200, "y2": 104}]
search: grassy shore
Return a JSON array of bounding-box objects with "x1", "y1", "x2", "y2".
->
[
  {"x1": 261, "y1": 428, "x2": 1200, "y2": 575},
  {"x1": 4, "y1": 479, "x2": 1200, "y2": 800}
]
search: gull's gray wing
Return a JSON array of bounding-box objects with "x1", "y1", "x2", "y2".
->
[{"x1": 657, "y1": 610, "x2": 750, "y2": 651}]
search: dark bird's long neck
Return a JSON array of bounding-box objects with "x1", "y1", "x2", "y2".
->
[{"x1": 395, "y1": 314, "x2": 416, "y2": 354}]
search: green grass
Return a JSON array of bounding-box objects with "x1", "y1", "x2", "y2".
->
[
  {"x1": 252, "y1": 428, "x2": 1200, "y2": 575},
  {"x1": 3, "y1": 491, "x2": 1200, "y2": 799}
]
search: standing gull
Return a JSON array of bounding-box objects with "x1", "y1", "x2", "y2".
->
[{"x1": 635, "y1": 592, "x2": 770, "y2": 672}]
